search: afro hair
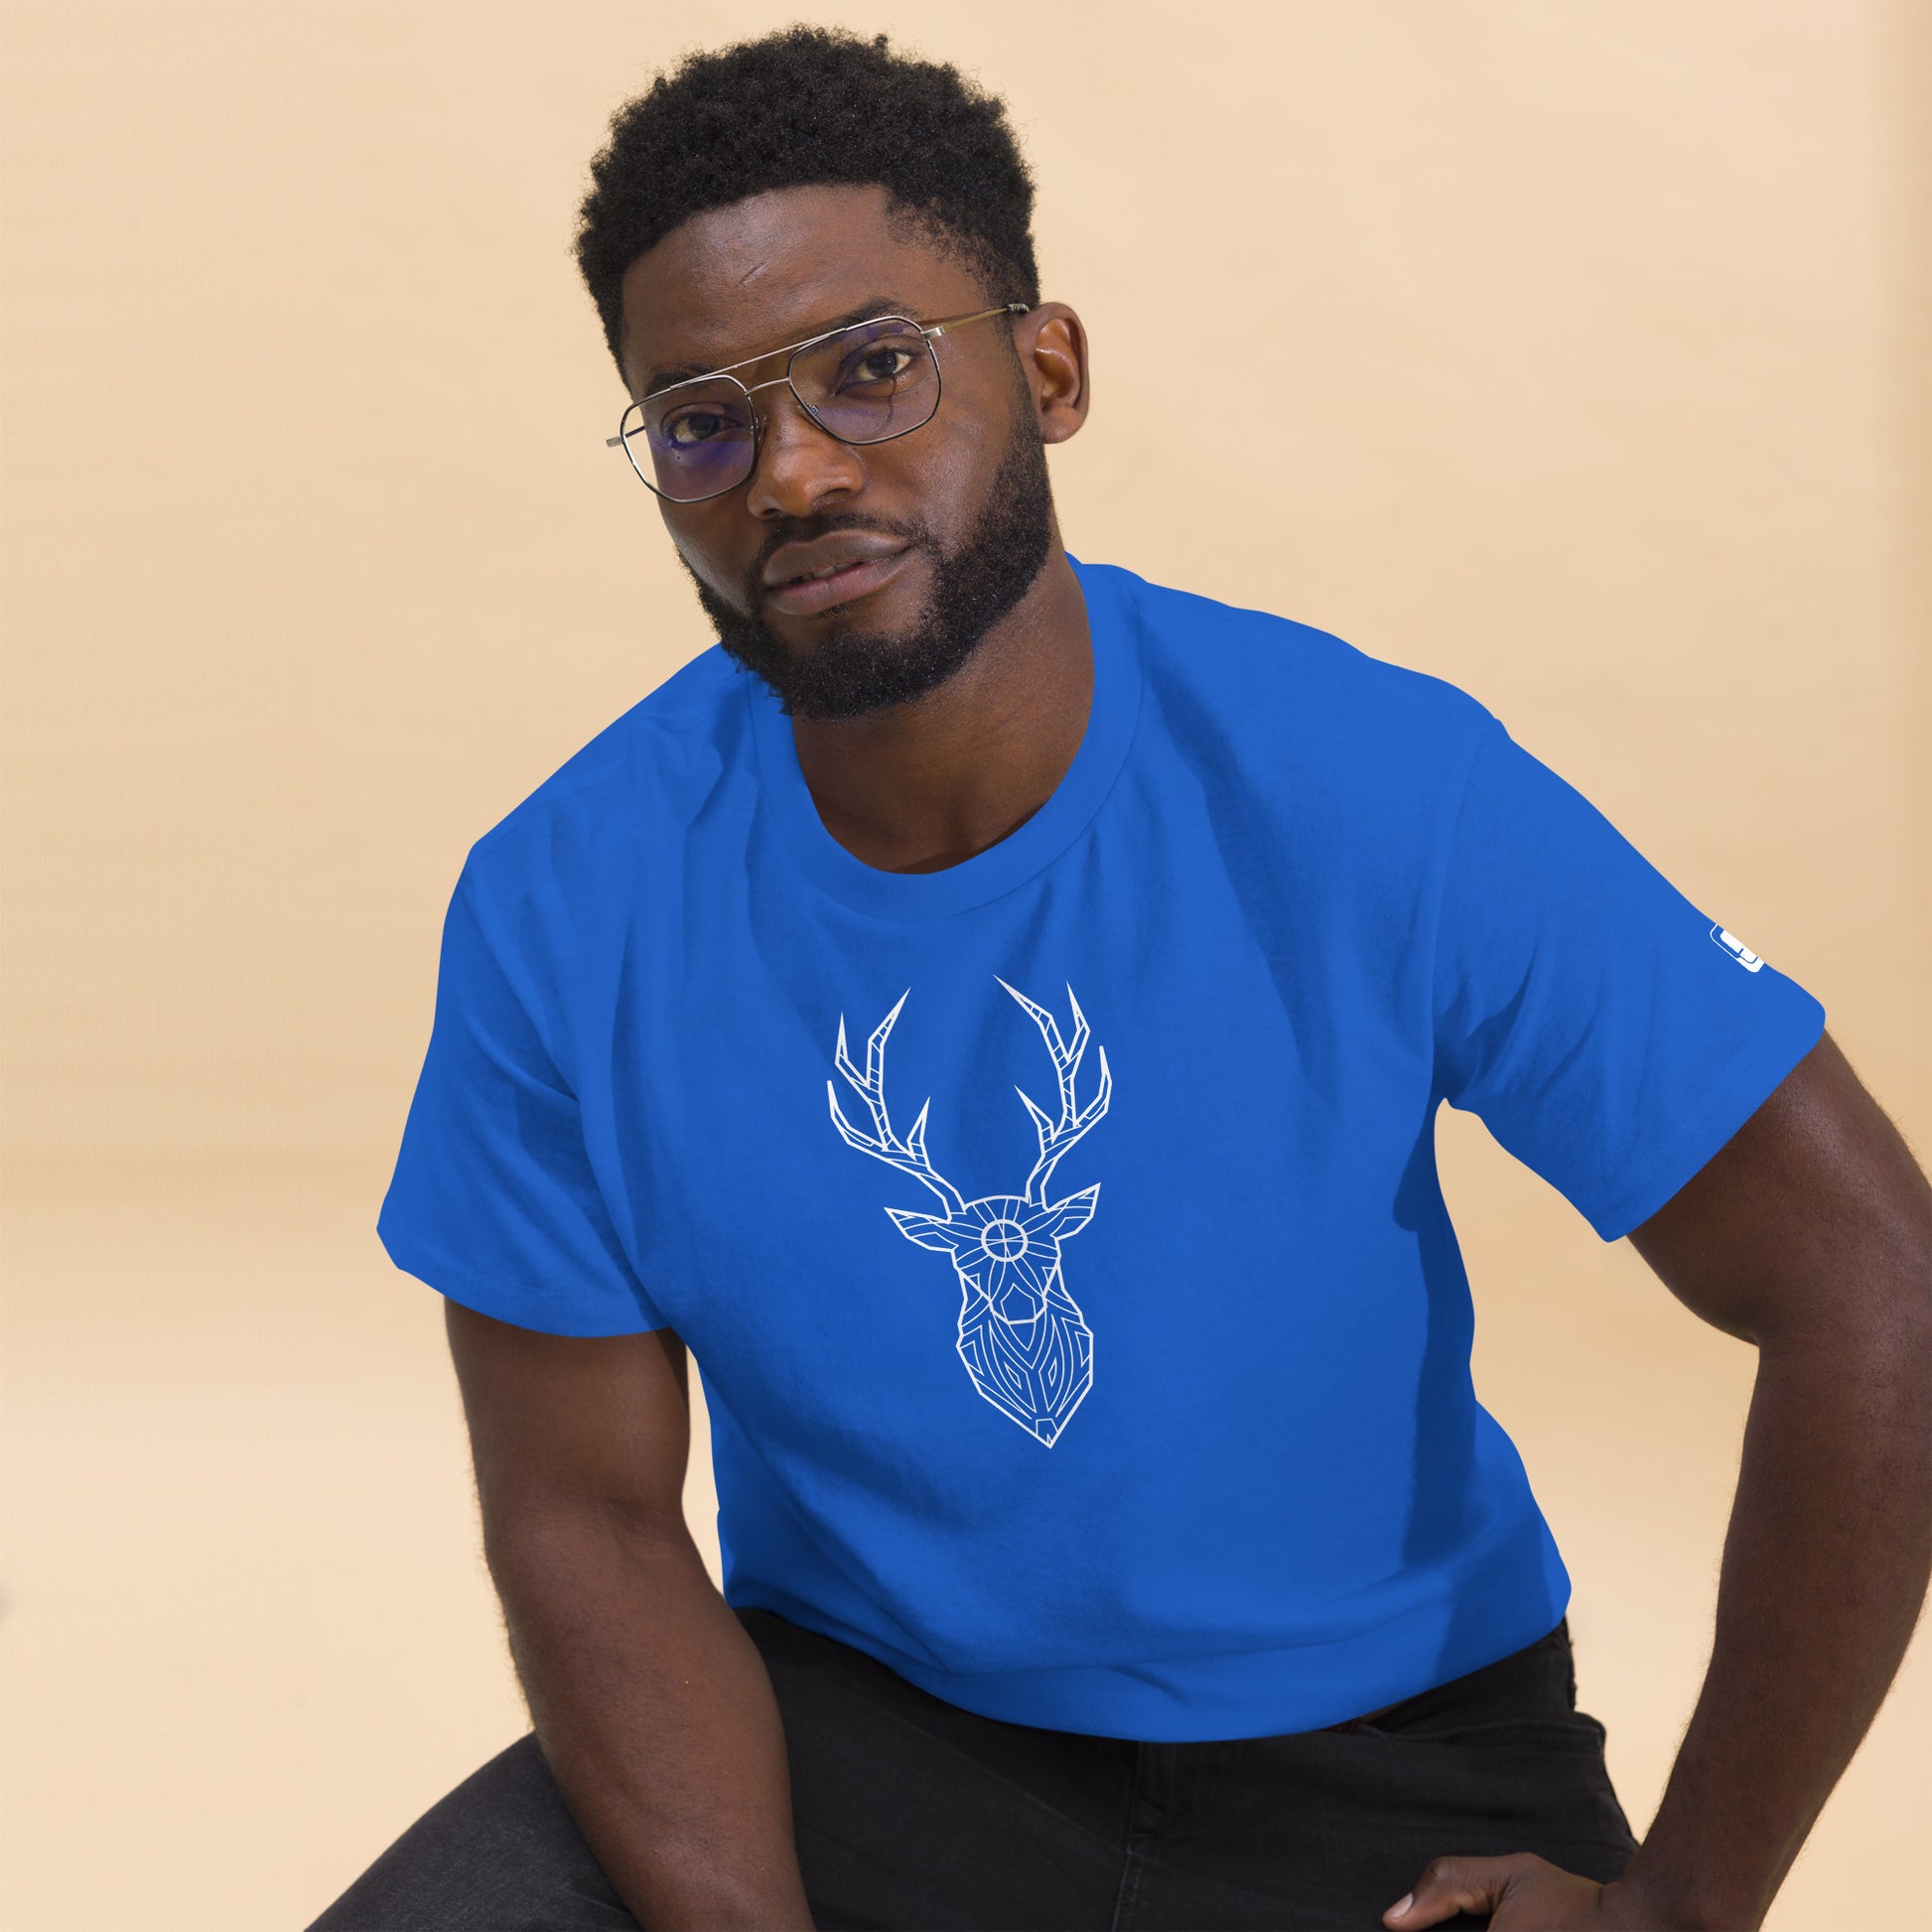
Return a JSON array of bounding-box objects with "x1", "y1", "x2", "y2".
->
[{"x1": 572, "y1": 26, "x2": 1040, "y2": 381}]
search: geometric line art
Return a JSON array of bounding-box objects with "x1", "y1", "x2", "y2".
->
[{"x1": 828, "y1": 979, "x2": 1112, "y2": 1448}]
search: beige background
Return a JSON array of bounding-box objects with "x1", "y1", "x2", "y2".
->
[{"x1": 3, "y1": 2, "x2": 1927, "y2": 1927}]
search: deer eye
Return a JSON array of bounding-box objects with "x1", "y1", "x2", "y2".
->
[{"x1": 980, "y1": 1218, "x2": 1029, "y2": 1261}]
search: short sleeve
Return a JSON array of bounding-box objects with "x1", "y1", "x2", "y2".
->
[
  {"x1": 1431, "y1": 716, "x2": 1826, "y2": 1241},
  {"x1": 376, "y1": 858, "x2": 669, "y2": 1336}
]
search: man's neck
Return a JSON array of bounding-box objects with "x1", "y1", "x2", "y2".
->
[{"x1": 787, "y1": 547, "x2": 1093, "y2": 876}]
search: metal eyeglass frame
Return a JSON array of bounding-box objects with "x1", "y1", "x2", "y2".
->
[{"x1": 605, "y1": 302, "x2": 1031, "y2": 503}]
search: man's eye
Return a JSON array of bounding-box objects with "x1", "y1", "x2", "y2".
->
[
  {"x1": 663, "y1": 409, "x2": 737, "y2": 446},
  {"x1": 843, "y1": 345, "x2": 918, "y2": 387}
]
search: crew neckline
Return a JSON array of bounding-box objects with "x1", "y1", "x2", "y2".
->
[{"x1": 746, "y1": 554, "x2": 1145, "y2": 921}]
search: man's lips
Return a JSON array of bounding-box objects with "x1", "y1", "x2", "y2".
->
[{"x1": 760, "y1": 534, "x2": 913, "y2": 618}]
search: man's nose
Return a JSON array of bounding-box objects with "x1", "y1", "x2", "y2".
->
[{"x1": 743, "y1": 385, "x2": 867, "y2": 520}]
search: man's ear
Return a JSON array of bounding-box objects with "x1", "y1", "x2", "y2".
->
[{"x1": 1019, "y1": 303, "x2": 1090, "y2": 444}]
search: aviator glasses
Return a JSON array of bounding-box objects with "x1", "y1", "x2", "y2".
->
[{"x1": 607, "y1": 303, "x2": 1030, "y2": 503}]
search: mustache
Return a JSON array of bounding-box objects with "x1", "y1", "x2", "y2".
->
[{"x1": 743, "y1": 511, "x2": 934, "y2": 600}]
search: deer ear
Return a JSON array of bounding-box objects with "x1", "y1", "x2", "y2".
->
[
  {"x1": 885, "y1": 1206, "x2": 966, "y2": 1253},
  {"x1": 1041, "y1": 1184, "x2": 1101, "y2": 1239}
]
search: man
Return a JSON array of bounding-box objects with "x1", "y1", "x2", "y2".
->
[{"x1": 310, "y1": 27, "x2": 1932, "y2": 1932}]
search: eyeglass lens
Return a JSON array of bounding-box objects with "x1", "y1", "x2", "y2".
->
[{"x1": 621, "y1": 318, "x2": 941, "y2": 501}]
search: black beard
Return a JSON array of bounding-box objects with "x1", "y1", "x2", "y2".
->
[{"x1": 679, "y1": 417, "x2": 1056, "y2": 720}]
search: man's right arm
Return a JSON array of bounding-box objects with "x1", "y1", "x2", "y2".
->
[{"x1": 444, "y1": 1300, "x2": 816, "y2": 1931}]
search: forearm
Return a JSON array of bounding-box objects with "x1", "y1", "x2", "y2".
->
[
  {"x1": 1617, "y1": 1319, "x2": 1932, "y2": 1930},
  {"x1": 488, "y1": 1506, "x2": 815, "y2": 1932}
]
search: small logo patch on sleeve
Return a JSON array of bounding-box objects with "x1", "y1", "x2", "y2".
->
[{"x1": 1711, "y1": 924, "x2": 1765, "y2": 972}]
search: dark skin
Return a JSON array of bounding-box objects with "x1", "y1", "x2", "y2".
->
[
  {"x1": 617, "y1": 184, "x2": 1093, "y2": 874},
  {"x1": 457, "y1": 182, "x2": 1932, "y2": 1930},
  {"x1": 1386, "y1": 1025, "x2": 1932, "y2": 1930}
]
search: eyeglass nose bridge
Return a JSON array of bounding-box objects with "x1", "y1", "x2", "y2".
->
[
  {"x1": 739, "y1": 366, "x2": 892, "y2": 447},
  {"x1": 736, "y1": 370, "x2": 809, "y2": 447},
  {"x1": 717, "y1": 365, "x2": 912, "y2": 493},
  {"x1": 609, "y1": 313, "x2": 974, "y2": 497}
]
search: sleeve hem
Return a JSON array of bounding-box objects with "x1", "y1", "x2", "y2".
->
[
  {"x1": 376, "y1": 1216, "x2": 670, "y2": 1338},
  {"x1": 1582, "y1": 992, "x2": 1827, "y2": 1242}
]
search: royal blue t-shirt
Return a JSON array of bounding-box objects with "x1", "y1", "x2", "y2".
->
[{"x1": 376, "y1": 556, "x2": 1825, "y2": 1740}]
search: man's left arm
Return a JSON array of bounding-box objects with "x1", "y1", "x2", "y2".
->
[{"x1": 1389, "y1": 1029, "x2": 1932, "y2": 1932}]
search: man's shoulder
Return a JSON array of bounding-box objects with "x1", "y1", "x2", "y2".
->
[
  {"x1": 1094, "y1": 559, "x2": 1496, "y2": 772},
  {"x1": 461, "y1": 642, "x2": 745, "y2": 896}
]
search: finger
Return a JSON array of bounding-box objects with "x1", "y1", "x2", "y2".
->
[{"x1": 1385, "y1": 1854, "x2": 1539, "y2": 1928}]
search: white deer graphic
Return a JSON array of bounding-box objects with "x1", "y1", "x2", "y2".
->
[{"x1": 828, "y1": 979, "x2": 1112, "y2": 1448}]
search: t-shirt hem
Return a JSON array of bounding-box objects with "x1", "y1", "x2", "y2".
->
[
  {"x1": 375, "y1": 1215, "x2": 669, "y2": 1338},
  {"x1": 1581, "y1": 991, "x2": 1826, "y2": 1242},
  {"x1": 730, "y1": 1574, "x2": 1573, "y2": 1742}
]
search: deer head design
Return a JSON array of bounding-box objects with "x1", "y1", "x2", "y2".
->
[{"x1": 828, "y1": 979, "x2": 1112, "y2": 1447}]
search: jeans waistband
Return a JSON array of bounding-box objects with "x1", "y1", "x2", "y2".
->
[{"x1": 1320, "y1": 1616, "x2": 1574, "y2": 1733}]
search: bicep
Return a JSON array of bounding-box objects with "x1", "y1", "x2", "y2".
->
[
  {"x1": 444, "y1": 1300, "x2": 695, "y2": 1549},
  {"x1": 1626, "y1": 1030, "x2": 1932, "y2": 1346}
]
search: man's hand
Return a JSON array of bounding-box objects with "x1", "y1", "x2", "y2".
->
[
  {"x1": 447, "y1": 1309, "x2": 819, "y2": 1931},
  {"x1": 1384, "y1": 1856, "x2": 1675, "y2": 1929},
  {"x1": 1381, "y1": 1032, "x2": 1931, "y2": 1932}
]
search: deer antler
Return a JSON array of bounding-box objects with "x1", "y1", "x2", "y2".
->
[
  {"x1": 997, "y1": 978, "x2": 1112, "y2": 1205},
  {"x1": 827, "y1": 991, "x2": 967, "y2": 1216}
]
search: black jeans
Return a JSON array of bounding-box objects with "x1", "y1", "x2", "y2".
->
[{"x1": 307, "y1": 1607, "x2": 1638, "y2": 1932}]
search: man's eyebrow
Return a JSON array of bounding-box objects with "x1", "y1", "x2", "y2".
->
[{"x1": 641, "y1": 297, "x2": 916, "y2": 397}]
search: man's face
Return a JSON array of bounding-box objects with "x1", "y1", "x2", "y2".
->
[{"x1": 617, "y1": 185, "x2": 1073, "y2": 719}]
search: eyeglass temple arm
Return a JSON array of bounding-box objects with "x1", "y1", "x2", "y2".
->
[
  {"x1": 924, "y1": 301, "x2": 1031, "y2": 339},
  {"x1": 606, "y1": 301, "x2": 1031, "y2": 445}
]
